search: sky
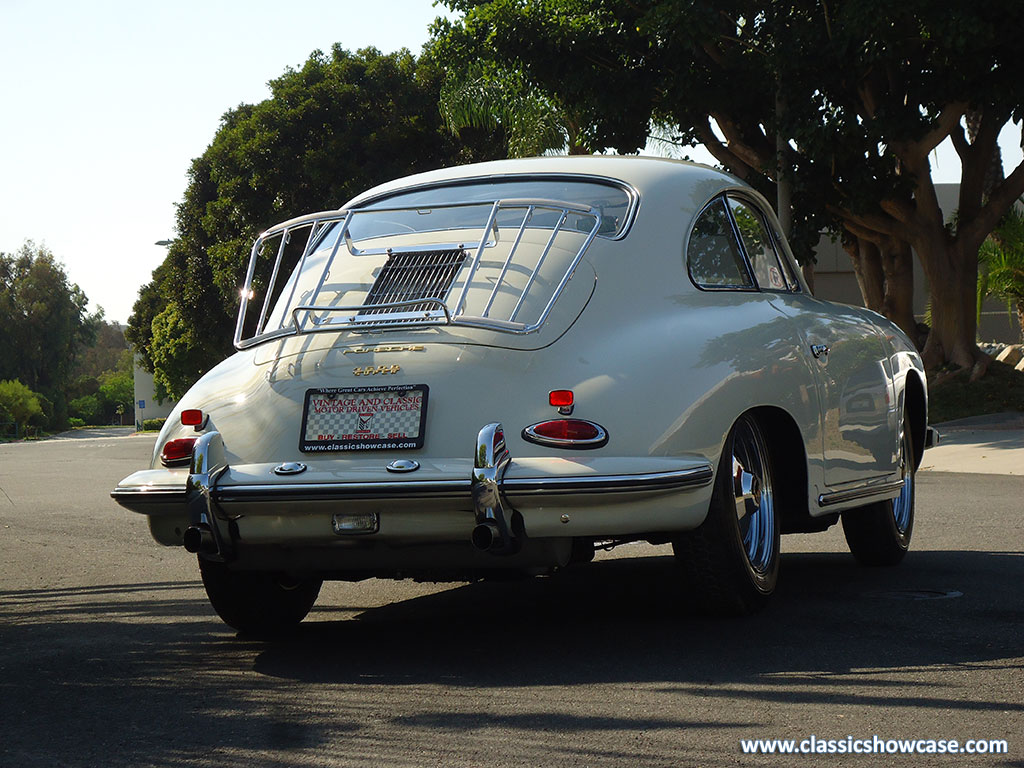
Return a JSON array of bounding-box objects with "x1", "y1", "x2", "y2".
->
[
  {"x1": 0, "y1": 0, "x2": 455, "y2": 325},
  {"x1": 1, "y1": 1, "x2": 1022, "y2": 326}
]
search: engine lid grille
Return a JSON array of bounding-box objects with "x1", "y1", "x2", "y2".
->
[{"x1": 360, "y1": 249, "x2": 467, "y2": 317}]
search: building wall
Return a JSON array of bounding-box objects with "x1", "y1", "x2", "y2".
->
[
  {"x1": 811, "y1": 183, "x2": 1022, "y2": 343},
  {"x1": 132, "y1": 356, "x2": 176, "y2": 430}
]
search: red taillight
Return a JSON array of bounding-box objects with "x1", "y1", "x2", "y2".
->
[
  {"x1": 548, "y1": 390, "x2": 574, "y2": 408},
  {"x1": 160, "y1": 437, "x2": 198, "y2": 467},
  {"x1": 522, "y1": 419, "x2": 608, "y2": 449},
  {"x1": 181, "y1": 409, "x2": 203, "y2": 426}
]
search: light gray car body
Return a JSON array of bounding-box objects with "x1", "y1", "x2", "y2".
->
[{"x1": 113, "y1": 155, "x2": 928, "y2": 601}]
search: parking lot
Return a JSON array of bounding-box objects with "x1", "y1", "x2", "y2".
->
[{"x1": 0, "y1": 430, "x2": 1021, "y2": 766}]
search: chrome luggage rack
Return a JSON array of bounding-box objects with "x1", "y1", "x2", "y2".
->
[{"x1": 234, "y1": 198, "x2": 603, "y2": 349}]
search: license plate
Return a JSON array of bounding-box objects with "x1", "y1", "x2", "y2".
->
[{"x1": 300, "y1": 384, "x2": 428, "y2": 452}]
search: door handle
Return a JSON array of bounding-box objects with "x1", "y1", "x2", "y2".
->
[{"x1": 810, "y1": 344, "x2": 830, "y2": 360}]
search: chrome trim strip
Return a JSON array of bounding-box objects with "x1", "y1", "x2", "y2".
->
[
  {"x1": 818, "y1": 479, "x2": 905, "y2": 508},
  {"x1": 215, "y1": 479, "x2": 470, "y2": 503},
  {"x1": 351, "y1": 172, "x2": 641, "y2": 241},
  {"x1": 111, "y1": 487, "x2": 187, "y2": 500},
  {"x1": 210, "y1": 465, "x2": 714, "y2": 503},
  {"x1": 504, "y1": 465, "x2": 713, "y2": 495}
]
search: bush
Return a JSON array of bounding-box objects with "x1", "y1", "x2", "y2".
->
[
  {"x1": 69, "y1": 394, "x2": 102, "y2": 424},
  {"x1": 142, "y1": 418, "x2": 166, "y2": 431},
  {"x1": 0, "y1": 379, "x2": 43, "y2": 431},
  {"x1": 68, "y1": 417, "x2": 85, "y2": 428}
]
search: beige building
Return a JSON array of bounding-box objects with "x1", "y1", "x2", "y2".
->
[{"x1": 132, "y1": 356, "x2": 175, "y2": 430}]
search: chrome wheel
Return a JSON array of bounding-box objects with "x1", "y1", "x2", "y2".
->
[
  {"x1": 841, "y1": 417, "x2": 915, "y2": 566},
  {"x1": 892, "y1": 429, "x2": 914, "y2": 536},
  {"x1": 673, "y1": 413, "x2": 780, "y2": 614},
  {"x1": 731, "y1": 417, "x2": 777, "y2": 575}
]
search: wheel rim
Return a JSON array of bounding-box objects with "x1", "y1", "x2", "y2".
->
[
  {"x1": 731, "y1": 418, "x2": 776, "y2": 574},
  {"x1": 893, "y1": 430, "x2": 914, "y2": 535}
]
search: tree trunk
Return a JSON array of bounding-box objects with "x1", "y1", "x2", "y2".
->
[
  {"x1": 917, "y1": 236, "x2": 990, "y2": 377},
  {"x1": 844, "y1": 235, "x2": 918, "y2": 346},
  {"x1": 880, "y1": 239, "x2": 918, "y2": 346},
  {"x1": 845, "y1": 236, "x2": 885, "y2": 313}
]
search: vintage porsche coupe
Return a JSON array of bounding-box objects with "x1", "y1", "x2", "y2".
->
[{"x1": 113, "y1": 156, "x2": 932, "y2": 633}]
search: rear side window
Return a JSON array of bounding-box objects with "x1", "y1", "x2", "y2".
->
[
  {"x1": 687, "y1": 198, "x2": 755, "y2": 289},
  {"x1": 727, "y1": 198, "x2": 789, "y2": 291}
]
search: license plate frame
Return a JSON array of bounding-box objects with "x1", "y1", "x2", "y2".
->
[{"x1": 299, "y1": 384, "x2": 429, "y2": 453}]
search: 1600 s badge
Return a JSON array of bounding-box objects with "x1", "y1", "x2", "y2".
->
[{"x1": 299, "y1": 384, "x2": 428, "y2": 452}]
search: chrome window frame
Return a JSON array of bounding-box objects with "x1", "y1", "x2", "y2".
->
[
  {"x1": 724, "y1": 194, "x2": 802, "y2": 295},
  {"x1": 351, "y1": 172, "x2": 641, "y2": 242},
  {"x1": 686, "y1": 192, "x2": 804, "y2": 295},
  {"x1": 685, "y1": 196, "x2": 758, "y2": 292}
]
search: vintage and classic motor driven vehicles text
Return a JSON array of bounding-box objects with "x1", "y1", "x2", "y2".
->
[{"x1": 113, "y1": 157, "x2": 932, "y2": 633}]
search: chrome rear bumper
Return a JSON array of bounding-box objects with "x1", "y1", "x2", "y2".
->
[{"x1": 112, "y1": 425, "x2": 714, "y2": 559}]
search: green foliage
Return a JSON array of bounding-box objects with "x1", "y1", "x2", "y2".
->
[
  {"x1": 431, "y1": 2, "x2": 655, "y2": 155},
  {"x1": 68, "y1": 417, "x2": 85, "y2": 428},
  {"x1": 439, "y1": 69, "x2": 575, "y2": 156},
  {"x1": 0, "y1": 242, "x2": 101, "y2": 429},
  {"x1": 128, "y1": 47, "x2": 503, "y2": 399},
  {"x1": 0, "y1": 379, "x2": 43, "y2": 430},
  {"x1": 430, "y1": 0, "x2": 834, "y2": 260},
  {"x1": 148, "y1": 301, "x2": 199, "y2": 402},
  {"x1": 978, "y1": 206, "x2": 1024, "y2": 340},
  {"x1": 142, "y1": 418, "x2": 166, "y2": 432},
  {"x1": 435, "y1": 0, "x2": 1024, "y2": 368},
  {"x1": 98, "y1": 368, "x2": 134, "y2": 417},
  {"x1": 73, "y1": 320, "x2": 129, "y2": 380},
  {"x1": 64, "y1": 327, "x2": 134, "y2": 424},
  {"x1": 68, "y1": 394, "x2": 102, "y2": 424}
]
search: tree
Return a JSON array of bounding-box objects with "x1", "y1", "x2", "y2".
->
[
  {"x1": 0, "y1": 242, "x2": 101, "y2": 426},
  {"x1": 434, "y1": 0, "x2": 1024, "y2": 374},
  {"x1": 0, "y1": 379, "x2": 43, "y2": 432},
  {"x1": 127, "y1": 46, "x2": 504, "y2": 399},
  {"x1": 978, "y1": 207, "x2": 1024, "y2": 341},
  {"x1": 439, "y1": 68, "x2": 586, "y2": 156},
  {"x1": 431, "y1": 1, "x2": 836, "y2": 287},
  {"x1": 68, "y1": 394, "x2": 102, "y2": 425},
  {"x1": 74, "y1": 319, "x2": 130, "y2": 379}
]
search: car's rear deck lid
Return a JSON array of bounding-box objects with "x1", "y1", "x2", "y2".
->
[{"x1": 234, "y1": 196, "x2": 605, "y2": 349}]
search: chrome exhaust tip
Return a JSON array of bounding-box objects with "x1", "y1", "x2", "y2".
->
[
  {"x1": 183, "y1": 524, "x2": 217, "y2": 554},
  {"x1": 471, "y1": 522, "x2": 501, "y2": 552}
]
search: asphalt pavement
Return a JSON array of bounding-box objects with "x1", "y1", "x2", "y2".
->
[{"x1": 0, "y1": 422, "x2": 1021, "y2": 767}]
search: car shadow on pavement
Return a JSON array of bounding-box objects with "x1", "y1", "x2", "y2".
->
[
  {"x1": 251, "y1": 549, "x2": 1024, "y2": 695},
  {"x1": 2, "y1": 551, "x2": 1021, "y2": 767}
]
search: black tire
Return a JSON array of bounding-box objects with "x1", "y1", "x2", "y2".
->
[
  {"x1": 198, "y1": 558, "x2": 323, "y2": 636},
  {"x1": 673, "y1": 414, "x2": 780, "y2": 614},
  {"x1": 841, "y1": 425, "x2": 915, "y2": 566}
]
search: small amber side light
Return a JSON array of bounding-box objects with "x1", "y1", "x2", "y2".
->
[{"x1": 180, "y1": 409, "x2": 203, "y2": 426}]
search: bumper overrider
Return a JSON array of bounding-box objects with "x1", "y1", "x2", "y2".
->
[{"x1": 111, "y1": 425, "x2": 714, "y2": 563}]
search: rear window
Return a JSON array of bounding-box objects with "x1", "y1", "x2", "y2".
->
[{"x1": 354, "y1": 177, "x2": 634, "y2": 239}]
